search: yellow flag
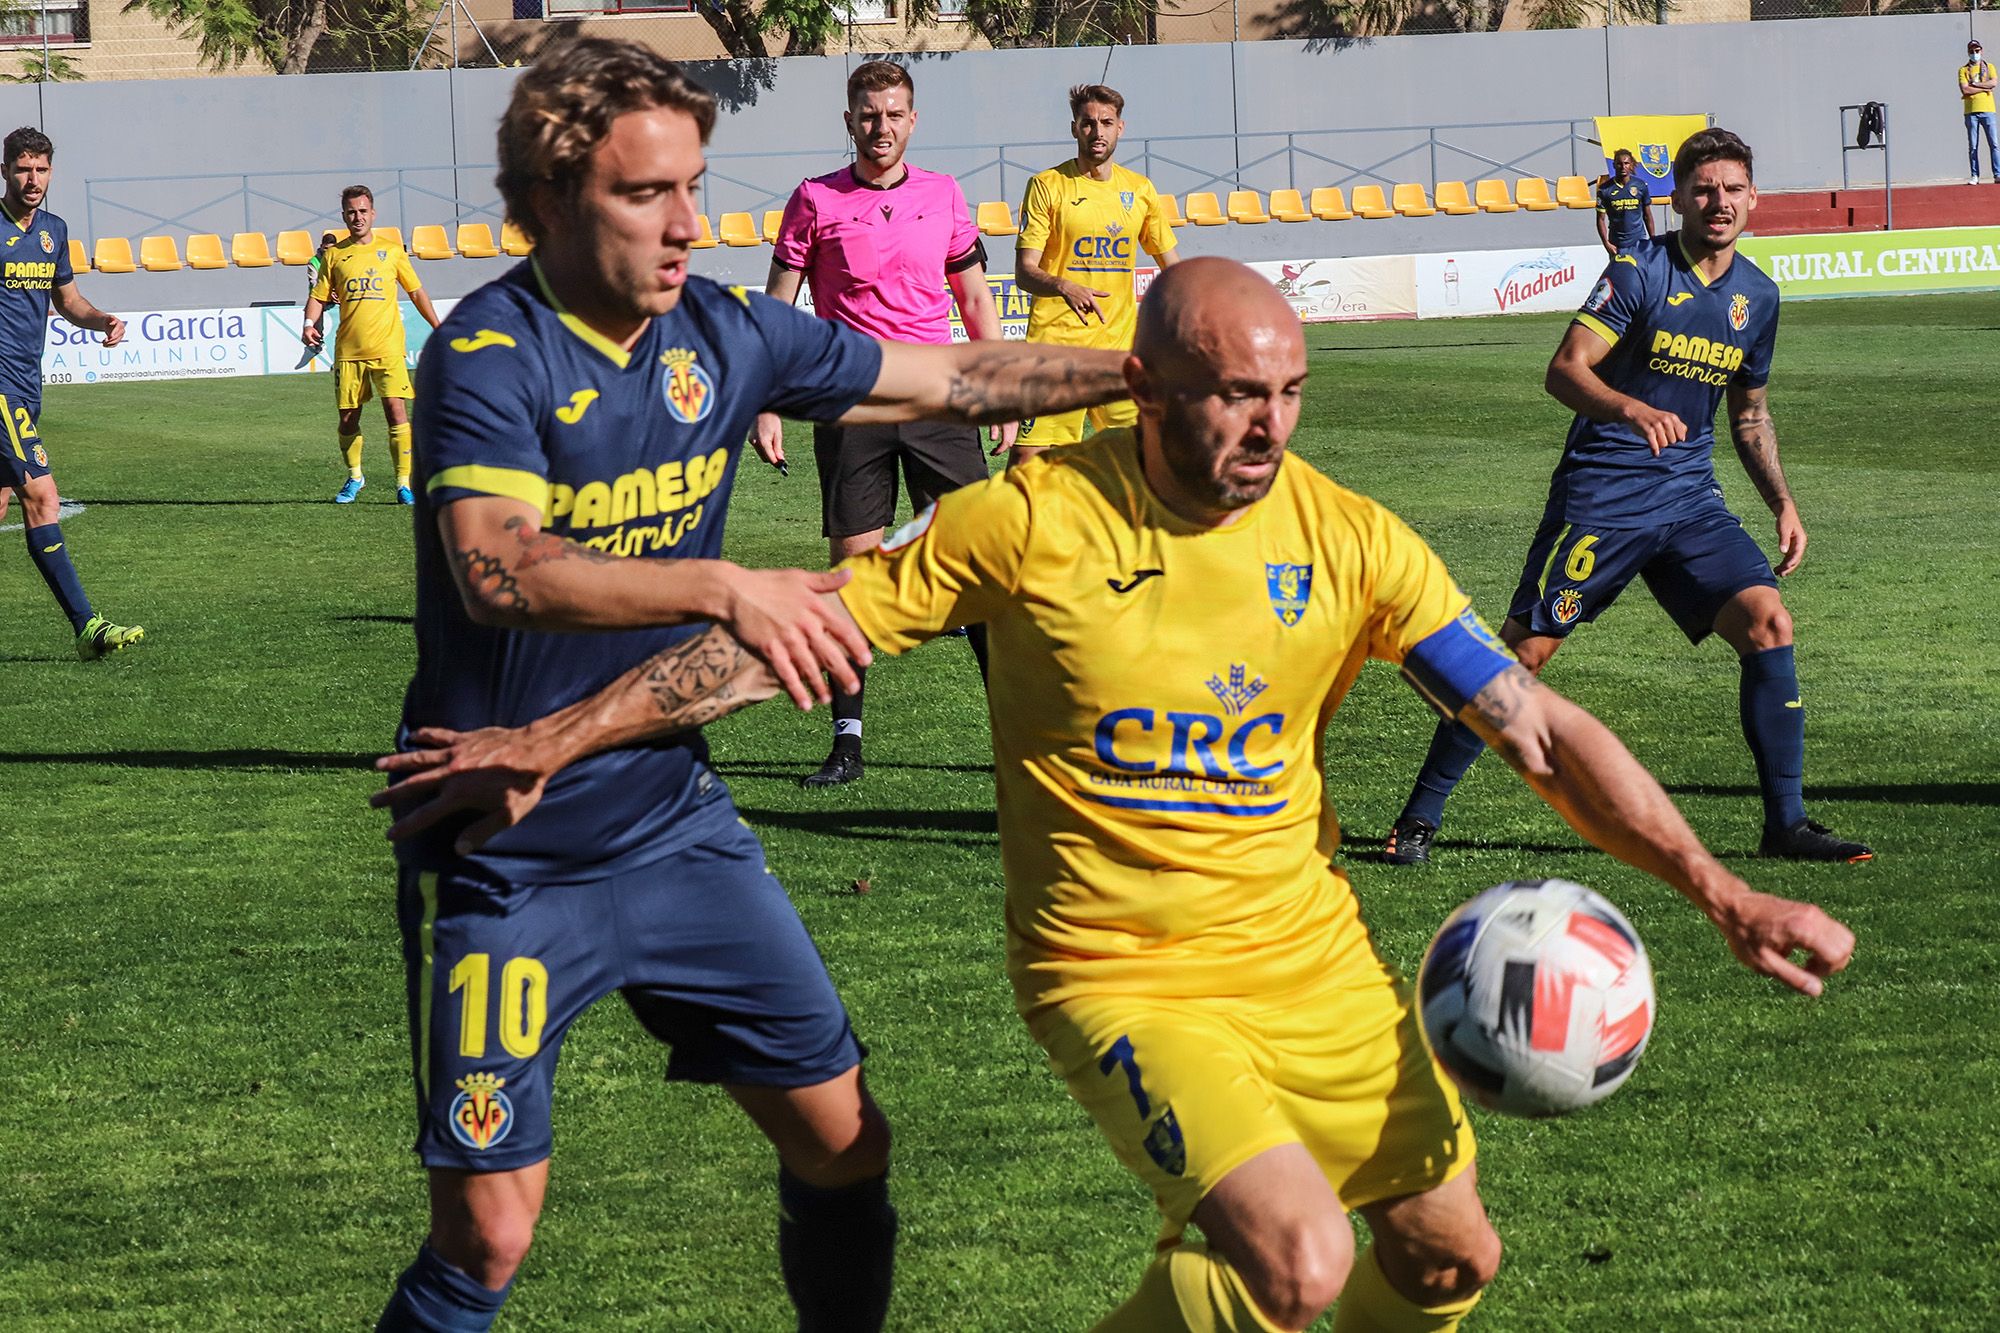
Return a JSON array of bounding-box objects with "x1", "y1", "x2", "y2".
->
[{"x1": 1593, "y1": 115, "x2": 1709, "y2": 193}]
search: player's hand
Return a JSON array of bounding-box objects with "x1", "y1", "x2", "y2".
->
[
  {"x1": 1773, "y1": 502, "x2": 1807, "y2": 576},
  {"x1": 302, "y1": 323, "x2": 324, "y2": 350},
  {"x1": 1713, "y1": 886, "x2": 1855, "y2": 997},
  {"x1": 989, "y1": 419, "x2": 1019, "y2": 456},
  {"x1": 719, "y1": 566, "x2": 872, "y2": 709},
  {"x1": 372, "y1": 725, "x2": 558, "y2": 855},
  {"x1": 1625, "y1": 402, "x2": 1688, "y2": 455},
  {"x1": 1059, "y1": 281, "x2": 1110, "y2": 323},
  {"x1": 101, "y1": 316, "x2": 125, "y2": 348},
  {"x1": 751, "y1": 412, "x2": 787, "y2": 469}
]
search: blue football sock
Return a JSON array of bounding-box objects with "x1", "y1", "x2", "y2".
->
[
  {"x1": 375, "y1": 1243, "x2": 511, "y2": 1333},
  {"x1": 25, "y1": 522, "x2": 92, "y2": 633},
  {"x1": 1740, "y1": 645, "x2": 1807, "y2": 833},
  {"x1": 778, "y1": 1167, "x2": 897, "y2": 1333},
  {"x1": 1400, "y1": 718, "x2": 1489, "y2": 829}
]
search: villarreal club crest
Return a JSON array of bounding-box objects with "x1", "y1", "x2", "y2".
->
[{"x1": 660, "y1": 347, "x2": 715, "y2": 425}]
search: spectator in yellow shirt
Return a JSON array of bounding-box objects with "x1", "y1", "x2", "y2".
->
[{"x1": 1960, "y1": 40, "x2": 1997, "y2": 184}]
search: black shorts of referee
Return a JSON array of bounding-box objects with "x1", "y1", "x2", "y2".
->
[{"x1": 811, "y1": 420, "x2": 989, "y2": 539}]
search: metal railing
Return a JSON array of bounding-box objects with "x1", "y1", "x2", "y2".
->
[{"x1": 1839, "y1": 102, "x2": 1893, "y2": 231}]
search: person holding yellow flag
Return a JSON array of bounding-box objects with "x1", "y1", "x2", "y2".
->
[{"x1": 1960, "y1": 40, "x2": 1998, "y2": 184}]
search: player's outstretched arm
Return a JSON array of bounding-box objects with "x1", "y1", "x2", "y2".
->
[
  {"x1": 840, "y1": 339, "x2": 1126, "y2": 427},
  {"x1": 1457, "y1": 663, "x2": 1855, "y2": 995},
  {"x1": 410, "y1": 287, "x2": 444, "y2": 331},
  {"x1": 374, "y1": 625, "x2": 782, "y2": 853},
  {"x1": 438, "y1": 495, "x2": 868, "y2": 705},
  {"x1": 53, "y1": 281, "x2": 124, "y2": 347},
  {"x1": 1013, "y1": 245, "x2": 1109, "y2": 321},
  {"x1": 1727, "y1": 383, "x2": 1806, "y2": 575},
  {"x1": 1547, "y1": 322, "x2": 1685, "y2": 455},
  {"x1": 948, "y1": 263, "x2": 1021, "y2": 455}
]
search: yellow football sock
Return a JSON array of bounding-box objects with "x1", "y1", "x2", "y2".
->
[
  {"x1": 340, "y1": 431, "x2": 364, "y2": 480},
  {"x1": 389, "y1": 422, "x2": 412, "y2": 486},
  {"x1": 1092, "y1": 1241, "x2": 1286, "y2": 1333},
  {"x1": 1331, "y1": 1247, "x2": 1484, "y2": 1333}
]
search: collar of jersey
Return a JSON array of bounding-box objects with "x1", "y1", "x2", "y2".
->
[
  {"x1": 1670, "y1": 233, "x2": 1735, "y2": 289},
  {"x1": 0, "y1": 197, "x2": 33, "y2": 233},
  {"x1": 531, "y1": 255, "x2": 636, "y2": 370},
  {"x1": 848, "y1": 164, "x2": 910, "y2": 192}
]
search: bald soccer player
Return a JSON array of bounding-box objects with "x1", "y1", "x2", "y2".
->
[{"x1": 378, "y1": 257, "x2": 1855, "y2": 1333}]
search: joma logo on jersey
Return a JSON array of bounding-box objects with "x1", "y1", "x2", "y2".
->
[
  {"x1": 449, "y1": 1072, "x2": 513, "y2": 1151},
  {"x1": 1071, "y1": 235, "x2": 1133, "y2": 261},
  {"x1": 1266, "y1": 563, "x2": 1312, "y2": 627},
  {"x1": 555, "y1": 389, "x2": 599, "y2": 424},
  {"x1": 547, "y1": 446, "x2": 732, "y2": 532},
  {"x1": 660, "y1": 347, "x2": 715, "y2": 424},
  {"x1": 1093, "y1": 706, "x2": 1285, "y2": 780},
  {"x1": 450, "y1": 329, "x2": 516, "y2": 353}
]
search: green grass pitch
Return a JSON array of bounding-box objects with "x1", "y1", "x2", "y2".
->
[{"x1": 0, "y1": 293, "x2": 1995, "y2": 1329}]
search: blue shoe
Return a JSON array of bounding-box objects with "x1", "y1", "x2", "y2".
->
[
  {"x1": 397, "y1": 484, "x2": 415, "y2": 506},
  {"x1": 334, "y1": 477, "x2": 365, "y2": 504}
]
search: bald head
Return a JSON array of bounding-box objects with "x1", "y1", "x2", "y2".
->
[{"x1": 1134, "y1": 256, "x2": 1303, "y2": 374}]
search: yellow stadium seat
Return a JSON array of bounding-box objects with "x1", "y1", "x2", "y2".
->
[
  {"x1": 1269, "y1": 189, "x2": 1310, "y2": 222},
  {"x1": 230, "y1": 232, "x2": 272, "y2": 267},
  {"x1": 1309, "y1": 187, "x2": 1353, "y2": 221},
  {"x1": 720, "y1": 212, "x2": 761, "y2": 247},
  {"x1": 186, "y1": 233, "x2": 227, "y2": 270},
  {"x1": 1556, "y1": 175, "x2": 1596, "y2": 208},
  {"x1": 456, "y1": 223, "x2": 499, "y2": 258},
  {"x1": 138, "y1": 236, "x2": 181, "y2": 271},
  {"x1": 1185, "y1": 192, "x2": 1227, "y2": 226},
  {"x1": 1391, "y1": 184, "x2": 1436, "y2": 218},
  {"x1": 373, "y1": 226, "x2": 404, "y2": 250},
  {"x1": 93, "y1": 237, "x2": 136, "y2": 273},
  {"x1": 1515, "y1": 178, "x2": 1559, "y2": 212},
  {"x1": 692, "y1": 217, "x2": 716, "y2": 249},
  {"x1": 763, "y1": 210, "x2": 783, "y2": 244},
  {"x1": 411, "y1": 224, "x2": 452, "y2": 260},
  {"x1": 67, "y1": 237, "x2": 88, "y2": 272},
  {"x1": 501, "y1": 220, "x2": 534, "y2": 256},
  {"x1": 1159, "y1": 194, "x2": 1187, "y2": 228},
  {"x1": 276, "y1": 230, "x2": 316, "y2": 265},
  {"x1": 1350, "y1": 185, "x2": 1394, "y2": 219},
  {"x1": 1473, "y1": 179, "x2": 1520, "y2": 214},
  {"x1": 976, "y1": 201, "x2": 1017, "y2": 236},
  {"x1": 1226, "y1": 190, "x2": 1270, "y2": 224},
  {"x1": 1434, "y1": 182, "x2": 1478, "y2": 216}
]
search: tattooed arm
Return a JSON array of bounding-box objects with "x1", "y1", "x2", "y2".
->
[
  {"x1": 1452, "y1": 663, "x2": 1854, "y2": 995},
  {"x1": 1727, "y1": 382, "x2": 1807, "y2": 575},
  {"x1": 373, "y1": 625, "x2": 781, "y2": 853},
  {"x1": 438, "y1": 496, "x2": 868, "y2": 707},
  {"x1": 838, "y1": 340, "x2": 1128, "y2": 426}
]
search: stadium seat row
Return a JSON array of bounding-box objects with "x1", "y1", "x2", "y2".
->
[
  {"x1": 73, "y1": 221, "x2": 537, "y2": 273},
  {"x1": 972, "y1": 177, "x2": 1599, "y2": 235}
]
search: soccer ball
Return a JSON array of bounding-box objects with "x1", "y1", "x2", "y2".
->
[{"x1": 1417, "y1": 878, "x2": 1655, "y2": 1119}]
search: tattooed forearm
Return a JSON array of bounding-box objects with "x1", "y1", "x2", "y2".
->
[
  {"x1": 452, "y1": 545, "x2": 531, "y2": 616},
  {"x1": 639, "y1": 629, "x2": 758, "y2": 732},
  {"x1": 1729, "y1": 390, "x2": 1792, "y2": 511},
  {"x1": 1468, "y1": 664, "x2": 1546, "y2": 733},
  {"x1": 503, "y1": 514, "x2": 618, "y2": 569},
  {"x1": 942, "y1": 346, "x2": 1126, "y2": 424}
]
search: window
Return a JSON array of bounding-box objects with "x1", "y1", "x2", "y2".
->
[
  {"x1": 0, "y1": 0, "x2": 86, "y2": 46},
  {"x1": 842, "y1": 0, "x2": 896, "y2": 21}
]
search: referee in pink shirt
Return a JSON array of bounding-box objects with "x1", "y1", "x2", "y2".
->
[{"x1": 755, "y1": 59, "x2": 1013, "y2": 789}]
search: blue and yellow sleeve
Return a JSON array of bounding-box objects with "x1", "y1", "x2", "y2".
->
[
  {"x1": 417, "y1": 322, "x2": 552, "y2": 516},
  {"x1": 53, "y1": 218, "x2": 72, "y2": 286},
  {"x1": 1573, "y1": 251, "x2": 1650, "y2": 348},
  {"x1": 837, "y1": 473, "x2": 1031, "y2": 654},
  {"x1": 1734, "y1": 289, "x2": 1780, "y2": 390},
  {"x1": 745, "y1": 291, "x2": 885, "y2": 421},
  {"x1": 1403, "y1": 608, "x2": 1516, "y2": 720}
]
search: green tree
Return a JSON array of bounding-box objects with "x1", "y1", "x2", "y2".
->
[{"x1": 122, "y1": 0, "x2": 424, "y2": 74}]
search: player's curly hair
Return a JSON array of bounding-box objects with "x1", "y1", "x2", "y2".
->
[
  {"x1": 1672, "y1": 127, "x2": 1754, "y2": 185},
  {"x1": 3, "y1": 126, "x2": 52, "y2": 164},
  {"x1": 497, "y1": 37, "x2": 717, "y2": 243},
  {"x1": 1068, "y1": 84, "x2": 1124, "y2": 118}
]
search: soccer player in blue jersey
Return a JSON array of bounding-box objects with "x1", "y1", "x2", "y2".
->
[
  {"x1": 1595, "y1": 148, "x2": 1653, "y2": 256},
  {"x1": 366, "y1": 39, "x2": 1126, "y2": 1332},
  {"x1": 0, "y1": 126, "x2": 142, "y2": 659},
  {"x1": 1386, "y1": 128, "x2": 1871, "y2": 867}
]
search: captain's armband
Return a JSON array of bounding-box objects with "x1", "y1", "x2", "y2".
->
[{"x1": 1401, "y1": 607, "x2": 1515, "y2": 720}]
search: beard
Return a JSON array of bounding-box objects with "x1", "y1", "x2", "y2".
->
[{"x1": 1158, "y1": 400, "x2": 1280, "y2": 511}]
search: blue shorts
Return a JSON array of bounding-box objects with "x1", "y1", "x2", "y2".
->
[
  {"x1": 0, "y1": 389, "x2": 49, "y2": 486},
  {"x1": 396, "y1": 815, "x2": 864, "y2": 1172},
  {"x1": 1506, "y1": 505, "x2": 1777, "y2": 644}
]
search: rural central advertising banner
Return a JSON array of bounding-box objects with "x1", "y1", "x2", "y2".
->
[
  {"x1": 1412, "y1": 245, "x2": 1608, "y2": 319},
  {"x1": 1737, "y1": 227, "x2": 2000, "y2": 299}
]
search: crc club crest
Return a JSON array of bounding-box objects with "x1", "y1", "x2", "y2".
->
[
  {"x1": 660, "y1": 347, "x2": 715, "y2": 424},
  {"x1": 1206, "y1": 663, "x2": 1269, "y2": 716},
  {"x1": 1142, "y1": 1106, "x2": 1186, "y2": 1176},
  {"x1": 1728, "y1": 293, "x2": 1749, "y2": 332},
  {"x1": 1119, "y1": 190, "x2": 1134, "y2": 211},
  {"x1": 448, "y1": 1072, "x2": 514, "y2": 1151},
  {"x1": 1265, "y1": 562, "x2": 1312, "y2": 628},
  {"x1": 1551, "y1": 587, "x2": 1584, "y2": 626},
  {"x1": 37, "y1": 229, "x2": 52, "y2": 254},
  {"x1": 1637, "y1": 143, "x2": 1671, "y2": 179},
  {"x1": 376, "y1": 249, "x2": 388, "y2": 261}
]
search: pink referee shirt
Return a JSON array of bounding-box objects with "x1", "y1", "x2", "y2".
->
[{"x1": 771, "y1": 164, "x2": 984, "y2": 345}]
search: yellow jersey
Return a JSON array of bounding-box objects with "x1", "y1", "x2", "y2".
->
[
  {"x1": 1965, "y1": 60, "x2": 1996, "y2": 114},
  {"x1": 1018, "y1": 162, "x2": 1176, "y2": 350},
  {"x1": 838, "y1": 434, "x2": 1477, "y2": 1012},
  {"x1": 311, "y1": 234, "x2": 421, "y2": 364}
]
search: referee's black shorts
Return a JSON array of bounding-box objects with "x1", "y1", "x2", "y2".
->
[{"x1": 811, "y1": 421, "x2": 989, "y2": 539}]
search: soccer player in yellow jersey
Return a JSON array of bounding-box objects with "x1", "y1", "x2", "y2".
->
[
  {"x1": 1011, "y1": 83, "x2": 1178, "y2": 465},
  {"x1": 302, "y1": 184, "x2": 441, "y2": 505},
  {"x1": 380, "y1": 258, "x2": 1856, "y2": 1332}
]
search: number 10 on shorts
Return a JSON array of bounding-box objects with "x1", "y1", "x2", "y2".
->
[{"x1": 450, "y1": 953, "x2": 550, "y2": 1058}]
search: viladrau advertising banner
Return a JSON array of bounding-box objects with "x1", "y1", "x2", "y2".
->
[
  {"x1": 1737, "y1": 227, "x2": 2000, "y2": 298},
  {"x1": 1413, "y1": 245, "x2": 1609, "y2": 320}
]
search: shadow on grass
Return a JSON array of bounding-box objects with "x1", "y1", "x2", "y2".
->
[
  {"x1": 0, "y1": 748, "x2": 374, "y2": 770},
  {"x1": 77, "y1": 498, "x2": 358, "y2": 507},
  {"x1": 1663, "y1": 781, "x2": 1998, "y2": 807},
  {"x1": 333, "y1": 614, "x2": 414, "y2": 626},
  {"x1": 738, "y1": 805, "x2": 997, "y2": 846}
]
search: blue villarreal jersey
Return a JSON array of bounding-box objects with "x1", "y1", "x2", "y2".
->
[
  {"x1": 400, "y1": 260, "x2": 883, "y2": 882},
  {"x1": 0, "y1": 202, "x2": 70, "y2": 404},
  {"x1": 1555, "y1": 234, "x2": 1779, "y2": 527}
]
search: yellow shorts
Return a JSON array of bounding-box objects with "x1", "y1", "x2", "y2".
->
[
  {"x1": 336, "y1": 358, "x2": 413, "y2": 410},
  {"x1": 1028, "y1": 961, "x2": 1473, "y2": 1240},
  {"x1": 1017, "y1": 398, "x2": 1136, "y2": 447}
]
